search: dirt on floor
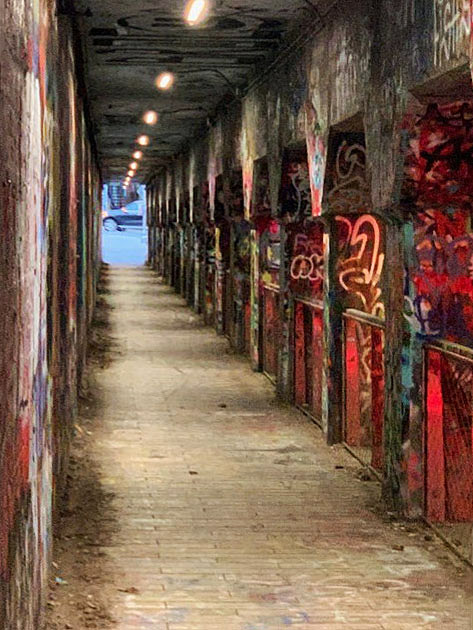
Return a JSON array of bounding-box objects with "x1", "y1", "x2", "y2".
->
[{"x1": 45, "y1": 266, "x2": 120, "y2": 630}]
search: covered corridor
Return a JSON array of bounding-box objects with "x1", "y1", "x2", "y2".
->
[
  {"x1": 3, "y1": 0, "x2": 473, "y2": 627},
  {"x1": 48, "y1": 266, "x2": 470, "y2": 629}
]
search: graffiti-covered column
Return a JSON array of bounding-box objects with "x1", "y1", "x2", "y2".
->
[
  {"x1": 277, "y1": 151, "x2": 316, "y2": 403},
  {"x1": 250, "y1": 159, "x2": 278, "y2": 374},
  {"x1": 322, "y1": 217, "x2": 344, "y2": 442},
  {"x1": 277, "y1": 222, "x2": 291, "y2": 399},
  {"x1": 250, "y1": 226, "x2": 262, "y2": 371},
  {"x1": 363, "y1": 77, "x2": 408, "y2": 510},
  {"x1": 400, "y1": 100, "x2": 473, "y2": 539},
  {"x1": 214, "y1": 178, "x2": 228, "y2": 335},
  {"x1": 322, "y1": 133, "x2": 387, "y2": 456}
]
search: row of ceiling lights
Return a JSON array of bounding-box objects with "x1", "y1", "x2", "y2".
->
[{"x1": 123, "y1": 0, "x2": 209, "y2": 190}]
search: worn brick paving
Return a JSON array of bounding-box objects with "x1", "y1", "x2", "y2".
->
[{"x1": 92, "y1": 266, "x2": 472, "y2": 630}]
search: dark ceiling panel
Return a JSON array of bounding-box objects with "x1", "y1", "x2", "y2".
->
[{"x1": 76, "y1": 0, "x2": 320, "y2": 180}]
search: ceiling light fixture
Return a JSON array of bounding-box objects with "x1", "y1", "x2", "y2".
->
[
  {"x1": 127, "y1": 169, "x2": 135, "y2": 177},
  {"x1": 129, "y1": 161, "x2": 138, "y2": 170},
  {"x1": 133, "y1": 150, "x2": 143, "y2": 160},
  {"x1": 184, "y1": 0, "x2": 209, "y2": 25},
  {"x1": 155, "y1": 72, "x2": 174, "y2": 90},
  {"x1": 143, "y1": 110, "x2": 159, "y2": 125},
  {"x1": 137, "y1": 134, "x2": 150, "y2": 146}
]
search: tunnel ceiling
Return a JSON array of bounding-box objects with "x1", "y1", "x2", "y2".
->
[{"x1": 75, "y1": 0, "x2": 323, "y2": 182}]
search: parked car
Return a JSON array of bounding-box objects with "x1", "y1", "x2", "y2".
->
[{"x1": 103, "y1": 200, "x2": 145, "y2": 231}]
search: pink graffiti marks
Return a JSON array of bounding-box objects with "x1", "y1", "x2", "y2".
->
[
  {"x1": 336, "y1": 215, "x2": 385, "y2": 318},
  {"x1": 288, "y1": 221, "x2": 324, "y2": 300},
  {"x1": 403, "y1": 102, "x2": 473, "y2": 344},
  {"x1": 243, "y1": 165, "x2": 253, "y2": 220},
  {"x1": 326, "y1": 136, "x2": 384, "y2": 316}
]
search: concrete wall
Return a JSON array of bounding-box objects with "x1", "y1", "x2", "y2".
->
[
  {"x1": 0, "y1": 1, "x2": 101, "y2": 627},
  {"x1": 148, "y1": 0, "x2": 473, "y2": 561}
]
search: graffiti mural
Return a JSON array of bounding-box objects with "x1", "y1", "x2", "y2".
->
[
  {"x1": 324, "y1": 134, "x2": 385, "y2": 317},
  {"x1": 336, "y1": 214, "x2": 385, "y2": 318},
  {"x1": 280, "y1": 157, "x2": 311, "y2": 218},
  {"x1": 232, "y1": 217, "x2": 252, "y2": 354},
  {"x1": 305, "y1": 101, "x2": 326, "y2": 217},
  {"x1": 205, "y1": 223, "x2": 216, "y2": 324},
  {"x1": 287, "y1": 221, "x2": 324, "y2": 301},
  {"x1": 326, "y1": 136, "x2": 370, "y2": 214},
  {"x1": 434, "y1": 0, "x2": 470, "y2": 68},
  {"x1": 259, "y1": 217, "x2": 281, "y2": 286},
  {"x1": 1, "y1": 2, "x2": 101, "y2": 626},
  {"x1": 403, "y1": 101, "x2": 473, "y2": 345}
]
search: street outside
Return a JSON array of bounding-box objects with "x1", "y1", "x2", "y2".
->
[{"x1": 102, "y1": 224, "x2": 148, "y2": 266}]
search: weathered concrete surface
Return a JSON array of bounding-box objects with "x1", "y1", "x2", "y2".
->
[{"x1": 91, "y1": 266, "x2": 472, "y2": 630}]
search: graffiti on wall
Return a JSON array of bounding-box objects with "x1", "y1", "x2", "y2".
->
[
  {"x1": 258, "y1": 217, "x2": 281, "y2": 286},
  {"x1": 252, "y1": 158, "x2": 271, "y2": 218},
  {"x1": 434, "y1": 0, "x2": 470, "y2": 67},
  {"x1": 402, "y1": 101, "x2": 473, "y2": 344},
  {"x1": 336, "y1": 215, "x2": 385, "y2": 318},
  {"x1": 287, "y1": 221, "x2": 324, "y2": 301},
  {"x1": 332, "y1": 35, "x2": 369, "y2": 123},
  {"x1": 326, "y1": 136, "x2": 371, "y2": 215},
  {"x1": 325, "y1": 135, "x2": 385, "y2": 317},
  {"x1": 1, "y1": 2, "x2": 101, "y2": 625},
  {"x1": 280, "y1": 158, "x2": 311, "y2": 218},
  {"x1": 305, "y1": 102, "x2": 326, "y2": 217}
]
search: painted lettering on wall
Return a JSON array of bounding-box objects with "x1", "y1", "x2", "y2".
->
[
  {"x1": 434, "y1": 0, "x2": 470, "y2": 67},
  {"x1": 336, "y1": 215, "x2": 385, "y2": 318},
  {"x1": 288, "y1": 221, "x2": 324, "y2": 300}
]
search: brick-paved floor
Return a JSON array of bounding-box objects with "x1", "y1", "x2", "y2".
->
[{"x1": 93, "y1": 266, "x2": 472, "y2": 629}]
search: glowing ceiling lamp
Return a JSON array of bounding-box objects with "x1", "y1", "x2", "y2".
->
[
  {"x1": 143, "y1": 110, "x2": 159, "y2": 125},
  {"x1": 184, "y1": 0, "x2": 209, "y2": 25},
  {"x1": 129, "y1": 161, "x2": 138, "y2": 171},
  {"x1": 133, "y1": 150, "x2": 143, "y2": 160},
  {"x1": 127, "y1": 169, "x2": 135, "y2": 177},
  {"x1": 155, "y1": 72, "x2": 174, "y2": 90},
  {"x1": 137, "y1": 134, "x2": 150, "y2": 146}
]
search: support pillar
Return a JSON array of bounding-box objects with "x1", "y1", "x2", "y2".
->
[{"x1": 322, "y1": 217, "x2": 343, "y2": 444}]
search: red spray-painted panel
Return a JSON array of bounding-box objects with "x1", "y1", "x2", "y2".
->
[
  {"x1": 426, "y1": 349, "x2": 473, "y2": 522},
  {"x1": 344, "y1": 317, "x2": 385, "y2": 471}
]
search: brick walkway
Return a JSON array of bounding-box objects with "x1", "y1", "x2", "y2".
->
[{"x1": 93, "y1": 266, "x2": 472, "y2": 630}]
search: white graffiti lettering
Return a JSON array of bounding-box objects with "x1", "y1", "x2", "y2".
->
[{"x1": 434, "y1": 0, "x2": 470, "y2": 67}]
